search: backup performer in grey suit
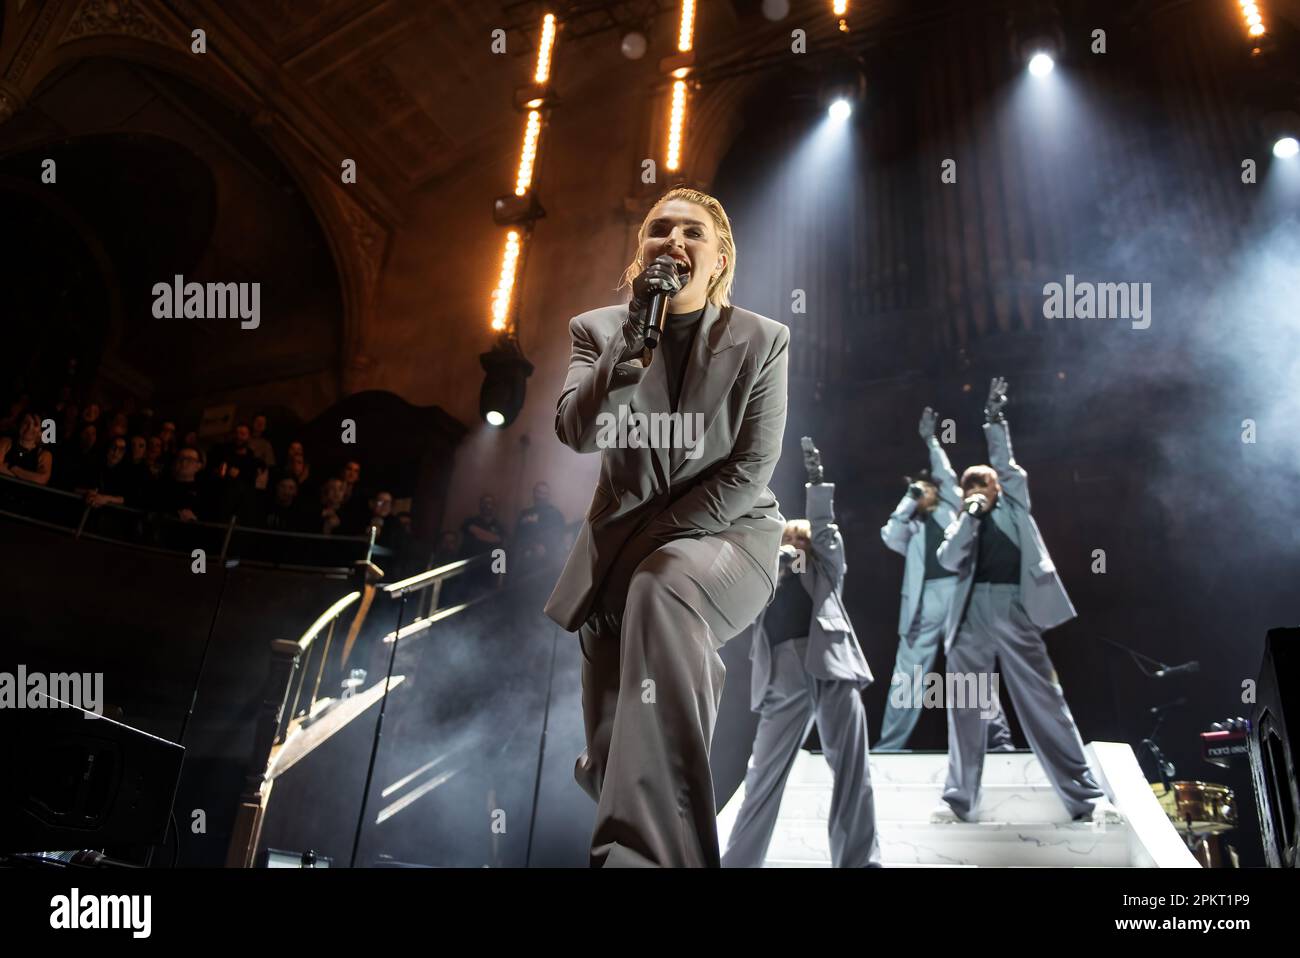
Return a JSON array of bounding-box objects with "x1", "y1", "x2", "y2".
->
[
  {"x1": 930, "y1": 378, "x2": 1120, "y2": 825},
  {"x1": 544, "y1": 188, "x2": 789, "y2": 867},
  {"x1": 721, "y1": 438, "x2": 880, "y2": 868},
  {"x1": 877, "y1": 407, "x2": 1013, "y2": 752}
]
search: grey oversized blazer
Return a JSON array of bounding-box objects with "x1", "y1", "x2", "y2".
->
[
  {"x1": 936, "y1": 420, "x2": 1077, "y2": 651},
  {"x1": 543, "y1": 300, "x2": 790, "y2": 633},
  {"x1": 748, "y1": 481, "x2": 874, "y2": 711}
]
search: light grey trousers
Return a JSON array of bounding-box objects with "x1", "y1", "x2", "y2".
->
[
  {"x1": 575, "y1": 530, "x2": 774, "y2": 867},
  {"x1": 721, "y1": 637, "x2": 881, "y2": 867},
  {"x1": 877, "y1": 576, "x2": 1014, "y2": 752},
  {"x1": 942, "y1": 583, "x2": 1106, "y2": 821}
]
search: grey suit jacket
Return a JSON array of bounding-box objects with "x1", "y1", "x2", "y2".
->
[
  {"x1": 544, "y1": 300, "x2": 790, "y2": 632},
  {"x1": 748, "y1": 482, "x2": 874, "y2": 710},
  {"x1": 879, "y1": 436, "x2": 963, "y2": 637},
  {"x1": 937, "y1": 420, "x2": 1076, "y2": 650}
]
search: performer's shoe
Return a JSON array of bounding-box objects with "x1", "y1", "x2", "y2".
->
[
  {"x1": 929, "y1": 801, "x2": 971, "y2": 824},
  {"x1": 1074, "y1": 799, "x2": 1124, "y2": 825}
]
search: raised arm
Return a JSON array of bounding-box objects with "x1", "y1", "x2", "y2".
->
[
  {"x1": 920, "y1": 407, "x2": 963, "y2": 512},
  {"x1": 641, "y1": 324, "x2": 789, "y2": 539},
  {"x1": 800, "y1": 437, "x2": 847, "y2": 581},
  {"x1": 983, "y1": 377, "x2": 1029, "y2": 509}
]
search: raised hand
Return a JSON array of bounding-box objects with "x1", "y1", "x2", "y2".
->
[
  {"x1": 919, "y1": 406, "x2": 938, "y2": 440},
  {"x1": 985, "y1": 376, "x2": 1009, "y2": 424},
  {"x1": 800, "y1": 436, "x2": 824, "y2": 484}
]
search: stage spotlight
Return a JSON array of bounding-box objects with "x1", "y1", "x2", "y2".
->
[
  {"x1": 1028, "y1": 52, "x2": 1054, "y2": 76},
  {"x1": 1008, "y1": 1, "x2": 1063, "y2": 77},
  {"x1": 1262, "y1": 111, "x2": 1300, "y2": 160},
  {"x1": 479, "y1": 337, "x2": 534, "y2": 428},
  {"x1": 818, "y1": 55, "x2": 866, "y2": 121}
]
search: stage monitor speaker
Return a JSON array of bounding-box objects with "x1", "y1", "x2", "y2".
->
[
  {"x1": 0, "y1": 696, "x2": 184, "y2": 853},
  {"x1": 1249, "y1": 626, "x2": 1300, "y2": 868}
]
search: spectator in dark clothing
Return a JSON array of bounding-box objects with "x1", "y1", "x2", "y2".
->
[
  {"x1": 217, "y1": 423, "x2": 265, "y2": 487},
  {"x1": 128, "y1": 434, "x2": 147, "y2": 468},
  {"x1": 262, "y1": 475, "x2": 311, "y2": 532},
  {"x1": 337, "y1": 459, "x2": 368, "y2": 533},
  {"x1": 79, "y1": 435, "x2": 136, "y2": 507},
  {"x1": 248, "y1": 414, "x2": 276, "y2": 468},
  {"x1": 0, "y1": 411, "x2": 53, "y2": 486},
  {"x1": 513, "y1": 481, "x2": 566, "y2": 572},
  {"x1": 317, "y1": 477, "x2": 347, "y2": 536},
  {"x1": 157, "y1": 420, "x2": 178, "y2": 459},
  {"x1": 283, "y1": 450, "x2": 315, "y2": 503},
  {"x1": 151, "y1": 446, "x2": 209, "y2": 521},
  {"x1": 361, "y1": 490, "x2": 409, "y2": 553},
  {"x1": 56, "y1": 422, "x2": 100, "y2": 490},
  {"x1": 434, "y1": 530, "x2": 460, "y2": 567},
  {"x1": 142, "y1": 435, "x2": 167, "y2": 481},
  {"x1": 459, "y1": 494, "x2": 506, "y2": 596}
]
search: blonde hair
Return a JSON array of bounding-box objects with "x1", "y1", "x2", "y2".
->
[
  {"x1": 618, "y1": 187, "x2": 737, "y2": 307},
  {"x1": 783, "y1": 518, "x2": 811, "y2": 540}
]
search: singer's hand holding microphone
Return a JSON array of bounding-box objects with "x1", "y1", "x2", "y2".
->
[
  {"x1": 964, "y1": 492, "x2": 990, "y2": 515},
  {"x1": 620, "y1": 254, "x2": 685, "y2": 366}
]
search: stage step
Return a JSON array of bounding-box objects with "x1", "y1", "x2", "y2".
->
[{"x1": 716, "y1": 746, "x2": 1194, "y2": 867}]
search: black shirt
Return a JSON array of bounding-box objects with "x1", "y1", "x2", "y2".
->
[
  {"x1": 658, "y1": 306, "x2": 705, "y2": 412},
  {"x1": 974, "y1": 512, "x2": 1021, "y2": 583},
  {"x1": 765, "y1": 572, "x2": 813, "y2": 646},
  {"x1": 924, "y1": 513, "x2": 956, "y2": 580}
]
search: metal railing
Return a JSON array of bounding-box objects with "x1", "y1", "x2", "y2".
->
[{"x1": 0, "y1": 473, "x2": 387, "y2": 571}]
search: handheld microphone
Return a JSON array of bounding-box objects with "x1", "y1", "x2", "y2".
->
[
  {"x1": 965, "y1": 497, "x2": 984, "y2": 516},
  {"x1": 643, "y1": 255, "x2": 689, "y2": 351}
]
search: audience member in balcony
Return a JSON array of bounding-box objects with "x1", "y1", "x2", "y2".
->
[
  {"x1": 0, "y1": 411, "x2": 53, "y2": 486},
  {"x1": 248, "y1": 414, "x2": 276, "y2": 468},
  {"x1": 217, "y1": 422, "x2": 265, "y2": 487},
  {"x1": 152, "y1": 446, "x2": 208, "y2": 522},
  {"x1": 106, "y1": 411, "x2": 130, "y2": 443},
  {"x1": 262, "y1": 475, "x2": 311, "y2": 532},
  {"x1": 459, "y1": 494, "x2": 506, "y2": 595},
  {"x1": 513, "y1": 481, "x2": 566, "y2": 572},
  {"x1": 80, "y1": 435, "x2": 136, "y2": 508},
  {"x1": 128, "y1": 434, "x2": 147, "y2": 468},
  {"x1": 317, "y1": 477, "x2": 347, "y2": 535},
  {"x1": 59, "y1": 402, "x2": 80, "y2": 449},
  {"x1": 283, "y1": 449, "x2": 315, "y2": 502},
  {"x1": 0, "y1": 394, "x2": 29, "y2": 434},
  {"x1": 55, "y1": 422, "x2": 100, "y2": 490},
  {"x1": 143, "y1": 435, "x2": 167, "y2": 483},
  {"x1": 361, "y1": 490, "x2": 410, "y2": 553},
  {"x1": 338, "y1": 459, "x2": 369, "y2": 532},
  {"x1": 434, "y1": 530, "x2": 460, "y2": 568},
  {"x1": 157, "y1": 420, "x2": 178, "y2": 459},
  {"x1": 80, "y1": 400, "x2": 102, "y2": 432}
]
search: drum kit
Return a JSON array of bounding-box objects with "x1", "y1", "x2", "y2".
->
[{"x1": 1148, "y1": 717, "x2": 1249, "y2": 868}]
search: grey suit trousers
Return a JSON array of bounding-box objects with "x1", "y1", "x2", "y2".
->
[
  {"x1": 721, "y1": 637, "x2": 881, "y2": 868},
  {"x1": 575, "y1": 529, "x2": 773, "y2": 867},
  {"x1": 942, "y1": 583, "x2": 1105, "y2": 820},
  {"x1": 877, "y1": 577, "x2": 1014, "y2": 752}
]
